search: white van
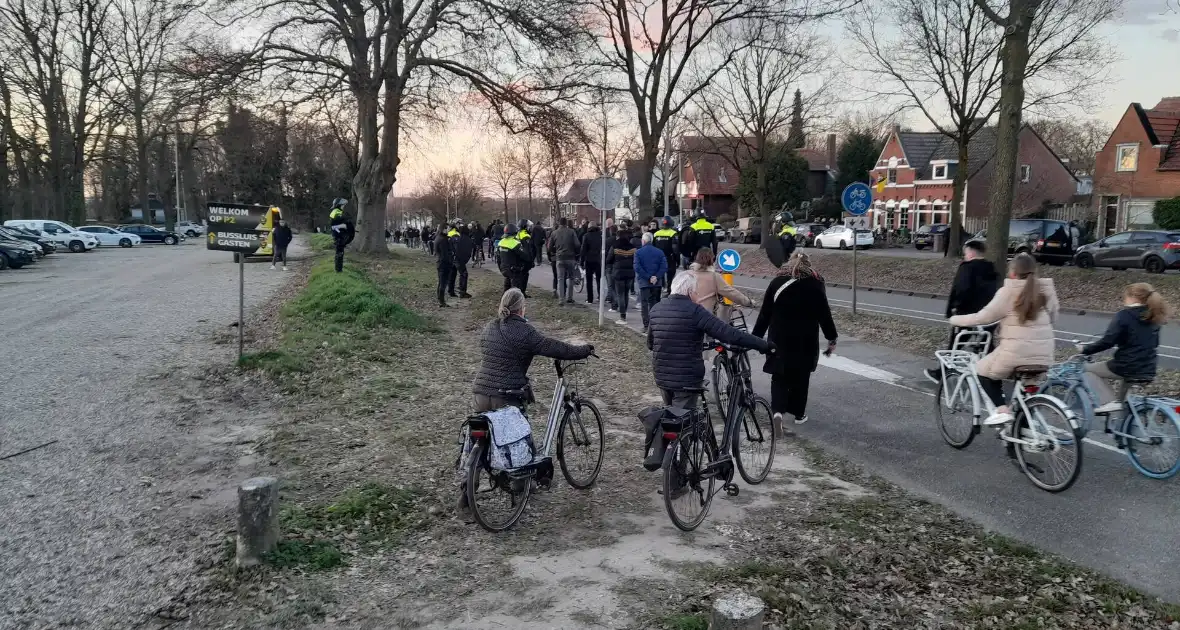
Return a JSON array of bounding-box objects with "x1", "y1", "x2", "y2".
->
[{"x1": 3, "y1": 220, "x2": 99, "y2": 253}]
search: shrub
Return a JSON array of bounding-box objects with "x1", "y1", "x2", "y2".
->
[{"x1": 1153, "y1": 197, "x2": 1180, "y2": 230}]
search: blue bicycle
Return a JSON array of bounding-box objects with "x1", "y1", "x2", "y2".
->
[{"x1": 1040, "y1": 355, "x2": 1180, "y2": 479}]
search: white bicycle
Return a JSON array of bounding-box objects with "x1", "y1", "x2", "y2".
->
[{"x1": 934, "y1": 326, "x2": 1084, "y2": 492}]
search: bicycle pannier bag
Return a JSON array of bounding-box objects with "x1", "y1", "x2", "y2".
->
[{"x1": 484, "y1": 406, "x2": 537, "y2": 471}]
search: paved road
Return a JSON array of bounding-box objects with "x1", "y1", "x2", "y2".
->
[
  {"x1": 0, "y1": 242, "x2": 299, "y2": 627},
  {"x1": 726, "y1": 240, "x2": 943, "y2": 259},
  {"x1": 519, "y1": 263, "x2": 1180, "y2": 603}
]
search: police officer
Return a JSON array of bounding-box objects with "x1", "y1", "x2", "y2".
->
[
  {"x1": 329, "y1": 198, "x2": 355, "y2": 273},
  {"x1": 653, "y1": 217, "x2": 679, "y2": 296},
  {"x1": 516, "y1": 219, "x2": 534, "y2": 297},
  {"x1": 444, "y1": 220, "x2": 462, "y2": 299},
  {"x1": 778, "y1": 220, "x2": 798, "y2": 258},
  {"x1": 435, "y1": 222, "x2": 456, "y2": 307},
  {"x1": 498, "y1": 224, "x2": 528, "y2": 293},
  {"x1": 683, "y1": 210, "x2": 717, "y2": 267}
]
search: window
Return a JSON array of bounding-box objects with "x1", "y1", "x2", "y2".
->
[
  {"x1": 887, "y1": 168, "x2": 897, "y2": 184},
  {"x1": 718, "y1": 168, "x2": 727, "y2": 183},
  {"x1": 1102, "y1": 232, "x2": 1131, "y2": 246},
  {"x1": 933, "y1": 164, "x2": 947, "y2": 179},
  {"x1": 1131, "y1": 232, "x2": 1161, "y2": 244},
  {"x1": 1116, "y1": 144, "x2": 1139, "y2": 172},
  {"x1": 1020, "y1": 165, "x2": 1031, "y2": 183}
]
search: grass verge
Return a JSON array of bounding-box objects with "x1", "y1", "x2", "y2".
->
[{"x1": 308, "y1": 233, "x2": 334, "y2": 251}]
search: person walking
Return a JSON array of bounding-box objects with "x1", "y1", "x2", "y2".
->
[
  {"x1": 453, "y1": 224, "x2": 474, "y2": 299},
  {"x1": 923, "y1": 240, "x2": 999, "y2": 382},
  {"x1": 552, "y1": 218, "x2": 581, "y2": 305},
  {"x1": 516, "y1": 220, "x2": 534, "y2": 298},
  {"x1": 435, "y1": 224, "x2": 457, "y2": 307},
  {"x1": 270, "y1": 218, "x2": 293, "y2": 271},
  {"x1": 653, "y1": 217, "x2": 679, "y2": 296},
  {"x1": 605, "y1": 223, "x2": 636, "y2": 324},
  {"x1": 329, "y1": 198, "x2": 354, "y2": 273},
  {"x1": 752, "y1": 251, "x2": 838, "y2": 433},
  {"x1": 546, "y1": 228, "x2": 559, "y2": 297},
  {"x1": 634, "y1": 231, "x2": 667, "y2": 332},
  {"x1": 497, "y1": 224, "x2": 528, "y2": 293},
  {"x1": 581, "y1": 221, "x2": 602, "y2": 304},
  {"x1": 445, "y1": 221, "x2": 461, "y2": 299}
]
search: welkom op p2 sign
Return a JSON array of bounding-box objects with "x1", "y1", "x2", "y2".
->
[{"x1": 206, "y1": 202, "x2": 268, "y2": 254}]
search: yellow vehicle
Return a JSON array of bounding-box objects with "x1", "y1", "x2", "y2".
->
[{"x1": 230, "y1": 206, "x2": 282, "y2": 262}]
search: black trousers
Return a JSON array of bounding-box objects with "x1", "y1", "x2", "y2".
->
[
  {"x1": 550, "y1": 260, "x2": 558, "y2": 291},
  {"x1": 770, "y1": 369, "x2": 811, "y2": 419},
  {"x1": 457, "y1": 263, "x2": 468, "y2": 294},
  {"x1": 584, "y1": 264, "x2": 600, "y2": 301},
  {"x1": 334, "y1": 240, "x2": 346, "y2": 272},
  {"x1": 437, "y1": 263, "x2": 453, "y2": 304},
  {"x1": 664, "y1": 258, "x2": 677, "y2": 294},
  {"x1": 640, "y1": 287, "x2": 661, "y2": 328},
  {"x1": 503, "y1": 271, "x2": 528, "y2": 293},
  {"x1": 979, "y1": 376, "x2": 1006, "y2": 407}
]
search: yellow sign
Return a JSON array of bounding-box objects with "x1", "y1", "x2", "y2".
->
[{"x1": 722, "y1": 272, "x2": 734, "y2": 305}]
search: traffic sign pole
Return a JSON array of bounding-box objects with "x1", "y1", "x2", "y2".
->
[
  {"x1": 840, "y1": 183, "x2": 873, "y2": 318},
  {"x1": 588, "y1": 176, "x2": 623, "y2": 327}
]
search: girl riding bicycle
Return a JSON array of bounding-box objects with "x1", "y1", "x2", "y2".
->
[
  {"x1": 1078, "y1": 282, "x2": 1168, "y2": 414},
  {"x1": 949, "y1": 253, "x2": 1059, "y2": 426}
]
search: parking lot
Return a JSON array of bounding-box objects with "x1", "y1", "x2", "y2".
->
[{"x1": 0, "y1": 240, "x2": 302, "y2": 627}]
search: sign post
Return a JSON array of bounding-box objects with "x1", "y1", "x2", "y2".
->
[
  {"x1": 588, "y1": 176, "x2": 624, "y2": 327},
  {"x1": 206, "y1": 202, "x2": 270, "y2": 361},
  {"x1": 717, "y1": 248, "x2": 741, "y2": 305},
  {"x1": 840, "y1": 183, "x2": 873, "y2": 316}
]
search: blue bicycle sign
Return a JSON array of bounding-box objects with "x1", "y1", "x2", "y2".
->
[{"x1": 841, "y1": 183, "x2": 873, "y2": 216}]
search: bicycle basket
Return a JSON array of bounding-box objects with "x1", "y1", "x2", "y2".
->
[
  {"x1": 935, "y1": 349, "x2": 977, "y2": 372},
  {"x1": 1047, "y1": 360, "x2": 1085, "y2": 381}
]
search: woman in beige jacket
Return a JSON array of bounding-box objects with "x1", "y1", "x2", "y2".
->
[
  {"x1": 949, "y1": 253, "x2": 1059, "y2": 426},
  {"x1": 682, "y1": 249, "x2": 754, "y2": 319}
]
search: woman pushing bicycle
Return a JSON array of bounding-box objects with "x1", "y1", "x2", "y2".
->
[
  {"x1": 1076, "y1": 282, "x2": 1168, "y2": 414},
  {"x1": 948, "y1": 253, "x2": 1059, "y2": 427}
]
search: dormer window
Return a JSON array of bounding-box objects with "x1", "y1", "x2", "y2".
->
[
  {"x1": 718, "y1": 167, "x2": 728, "y2": 183},
  {"x1": 887, "y1": 168, "x2": 897, "y2": 184},
  {"x1": 933, "y1": 164, "x2": 947, "y2": 179}
]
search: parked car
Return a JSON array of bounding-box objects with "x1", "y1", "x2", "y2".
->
[
  {"x1": 973, "y1": 218, "x2": 1082, "y2": 264},
  {"x1": 913, "y1": 223, "x2": 948, "y2": 250},
  {"x1": 0, "y1": 226, "x2": 54, "y2": 255},
  {"x1": 117, "y1": 224, "x2": 182, "y2": 245},
  {"x1": 796, "y1": 223, "x2": 826, "y2": 247},
  {"x1": 731, "y1": 217, "x2": 763, "y2": 244},
  {"x1": 3, "y1": 219, "x2": 98, "y2": 252},
  {"x1": 79, "y1": 225, "x2": 143, "y2": 248},
  {"x1": 814, "y1": 225, "x2": 873, "y2": 250},
  {"x1": 1074, "y1": 230, "x2": 1180, "y2": 274},
  {"x1": 0, "y1": 239, "x2": 37, "y2": 269},
  {"x1": 715, "y1": 227, "x2": 729, "y2": 242},
  {"x1": 175, "y1": 221, "x2": 205, "y2": 237}
]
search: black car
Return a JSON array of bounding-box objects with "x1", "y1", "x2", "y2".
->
[
  {"x1": 117, "y1": 224, "x2": 182, "y2": 245},
  {"x1": 0, "y1": 240, "x2": 36, "y2": 269},
  {"x1": 796, "y1": 223, "x2": 826, "y2": 247},
  {"x1": 1074, "y1": 230, "x2": 1180, "y2": 274},
  {"x1": 974, "y1": 219, "x2": 1082, "y2": 264},
  {"x1": 913, "y1": 223, "x2": 948, "y2": 250},
  {"x1": 0, "y1": 226, "x2": 54, "y2": 255}
]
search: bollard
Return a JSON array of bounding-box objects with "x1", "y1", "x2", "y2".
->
[
  {"x1": 710, "y1": 591, "x2": 765, "y2": 630},
  {"x1": 236, "y1": 476, "x2": 279, "y2": 568}
]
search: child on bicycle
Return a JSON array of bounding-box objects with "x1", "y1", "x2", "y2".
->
[
  {"x1": 949, "y1": 253, "x2": 1059, "y2": 426},
  {"x1": 1078, "y1": 282, "x2": 1168, "y2": 414}
]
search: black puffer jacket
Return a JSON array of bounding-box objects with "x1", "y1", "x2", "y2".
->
[
  {"x1": 606, "y1": 228, "x2": 636, "y2": 281},
  {"x1": 1083, "y1": 305, "x2": 1160, "y2": 380},
  {"x1": 646, "y1": 295, "x2": 769, "y2": 391},
  {"x1": 473, "y1": 315, "x2": 593, "y2": 397}
]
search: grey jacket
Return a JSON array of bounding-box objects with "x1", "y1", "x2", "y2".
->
[
  {"x1": 473, "y1": 315, "x2": 593, "y2": 397},
  {"x1": 551, "y1": 226, "x2": 581, "y2": 261}
]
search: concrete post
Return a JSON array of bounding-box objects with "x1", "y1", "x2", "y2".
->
[
  {"x1": 710, "y1": 591, "x2": 765, "y2": 630},
  {"x1": 236, "y1": 476, "x2": 279, "y2": 568}
]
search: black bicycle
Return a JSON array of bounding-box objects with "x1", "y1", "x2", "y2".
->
[
  {"x1": 460, "y1": 357, "x2": 604, "y2": 532},
  {"x1": 661, "y1": 344, "x2": 775, "y2": 532}
]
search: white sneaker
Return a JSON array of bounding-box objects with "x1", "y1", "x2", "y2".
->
[
  {"x1": 269, "y1": 265, "x2": 276, "y2": 270},
  {"x1": 982, "y1": 411, "x2": 1013, "y2": 426},
  {"x1": 282, "y1": 266, "x2": 289, "y2": 271},
  {"x1": 794, "y1": 414, "x2": 809, "y2": 425},
  {"x1": 1094, "y1": 401, "x2": 1125, "y2": 415},
  {"x1": 615, "y1": 318, "x2": 627, "y2": 326}
]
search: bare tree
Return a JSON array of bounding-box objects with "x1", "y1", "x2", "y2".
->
[
  {"x1": 542, "y1": 130, "x2": 583, "y2": 223},
  {"x1": 482, "y1": 147, "x2": 518, "y2": 223},
  {"x1": 238, "y1": 0, "x2": 585, "y2": 255},
  {"x1": 418, "y1": 169, "x2": 483, "y2": 225},
  {"x1": 973, "y1": 0, "x2": 1120, "y2": 267},
  {"x1": 579, "y1": 90, "x2": 637, "y2": 180},
  {"x1": 1028, "y1": 117, "x2": 1110, "y2": 176},
  {"x1": 509, "y1": 135, "x2": 545, "y2": 223},
  {"x1": 694, "y1": 19, "x2": 827, "y2": 245}
]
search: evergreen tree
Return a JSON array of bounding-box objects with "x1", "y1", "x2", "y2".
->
[
  {"x1": 787, "y1": 89, "x2": 806, "y2": 149},
  {"x1": 834, "y1": 131, "x2": 883, "y2": 193}
]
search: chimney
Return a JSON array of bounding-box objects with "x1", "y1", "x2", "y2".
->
[
  {"x1": 892, "y1": 123, "x2": 901, "y2": 136},
  {"x1": 825, "y1": 133, "x2": 837, "y2": 171}
]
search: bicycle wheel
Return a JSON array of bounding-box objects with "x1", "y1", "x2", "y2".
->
[
  {"x1": 1123, "y1": 403, "x2": 1180, "y2": 479},
  {"x1": 934, "y1": 372, "x2": 977, "y2": 449},
  {"x1": 1012, "y1": 396, "x2": 1083, "y2": 492},
  {"x1": 711, "y1": 355, "x2": 732, "y2": 419},
  {"x1": 466, "y1": 442, "x2": 531, "y2": 532},
  {"x1": 557, "y1": 399, "x2": 605, "y2": 489},
  {"x1": 573, "y1": 269, "x2": 584, "y2": 293},
  {"x1": 1040, "y1": 381, "x2": 1093, "y2": 438},
  {"x1": 662, "y1": 429, "x2": 716, "y2": 532},
  {"x1": 732, "y1": 395, "x2": 775, "y2": 484}
]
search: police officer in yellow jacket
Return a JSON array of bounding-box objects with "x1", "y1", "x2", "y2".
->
[
  {"x1": 329, "y1": 198, "x2": 355, "y2": 273},
  {"x1": 515, "y1": 219, "x2": 534, "y2": 297},
  {"x1": 498, "y1": 224, "x2": 529, "y2": 294},
  {"x1": 778, "y1": 222, "x2": 798, "y2": 258},
  {"x1": 683, "y1": 211, "x2": 717, "y2": 268},
  {"x1": 653, "y1": 217, "x2": 679, "y2": 296}
]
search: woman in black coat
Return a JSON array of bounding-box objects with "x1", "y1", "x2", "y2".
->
[{"x1": 751, "y1": 251, "x2": 837, "y2": 428}]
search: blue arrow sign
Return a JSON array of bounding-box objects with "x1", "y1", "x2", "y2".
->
[
  {"x1": 841, "y1": 182, "x2": 873, "y2": 216},
  {"x1": 717, "y1": 248, "x2": 741, "y2": 272}
]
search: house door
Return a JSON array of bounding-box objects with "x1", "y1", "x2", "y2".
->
[{"x1": 1101, "y1": 196, "x2": 1119, "y2": 235}]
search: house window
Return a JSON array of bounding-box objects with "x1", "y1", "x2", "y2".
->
[
  {"x1": 1020, "y1": 164, "x2": 1031, "y2": 183},
  {"x1": 718, "y1": 168, "x2": 727, "y2": 183},
  {"x1": 887, "y1": 168, "x2": 897, "y2": 184},
  {"x1": 1116, "y1": 144, "x2": 1139, "y2": 172},
  {"x1": 933, "y1": 165, "x2": 947, "y2": 180}
]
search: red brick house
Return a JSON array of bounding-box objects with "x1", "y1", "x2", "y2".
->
[
  {"x1": 675, "y1": 135, "x2": 836, "y2": 219},
  {"x1": 1091, "y1": 98, "x2": 1180, "y2": 236},
  {"x1": 868, "y1": 125, "x2": 1078, "y2": 231}
]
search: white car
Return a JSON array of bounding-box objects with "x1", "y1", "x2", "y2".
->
[
  {"x1": 175, "y1": 221, "x2": 205, "y2": 237},
  {"x1": 814, "y1": 226, "x2": 874, "y2": 250},
  {"x1": 78, "y1": 225, "x2": 142, "y2": 248},
  {"x1": 3, "y1": 219, "x2": 99, "y2": 253}
]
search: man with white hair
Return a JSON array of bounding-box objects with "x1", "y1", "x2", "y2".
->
[{"x1": 634, "y1": 230, "x2": 669, "y2": 332}]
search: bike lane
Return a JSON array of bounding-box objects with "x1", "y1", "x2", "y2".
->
[{"x1": 518, "y1": 263, "x2": 1180, "y2": 603}]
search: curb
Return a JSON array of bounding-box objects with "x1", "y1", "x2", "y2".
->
[{"x1": 729, "y1": 273, "x2": 1119, "y2": 320}]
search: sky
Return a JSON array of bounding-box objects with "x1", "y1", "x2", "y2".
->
[{"x1": 393, "y1": 0, "x2": 1180, "y2": 194}]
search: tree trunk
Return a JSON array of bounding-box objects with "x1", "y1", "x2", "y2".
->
[
  {"x1": 639, "y1": 146, "x2": 658, "y2": 221},
  {"x1": 985, "y1": 7, "x2": 1033, "y2": 271},
  {"x1": 756, "y1": 156, "x2": 770, "y2": 252},
  {"x1": 502, "y1": 193, "x2": 509, "y2": 224},
  {"x1": 948, "y1": 138, "x2": 969, "y2": 258},
  {"x1": 136, "y1": 117, "x2": 151, "y2": 226},
  {"x1": 351, "y1": 85, "x2": 389, "y2": 254}
]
